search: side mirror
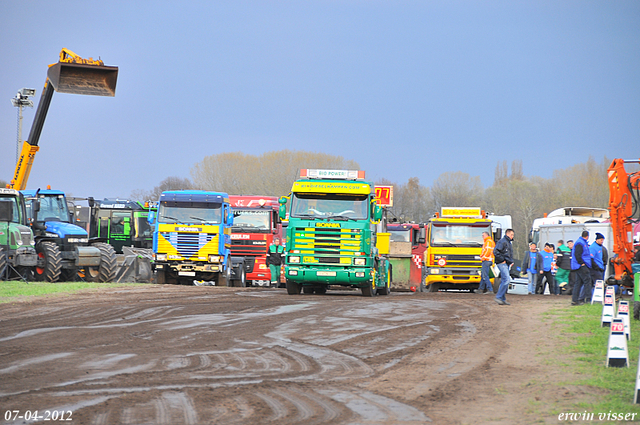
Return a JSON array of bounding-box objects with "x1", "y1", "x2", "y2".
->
[
  {"x1": 88, "y1": 197, "x2": 95, "y2": 208},
  {"x1": 147, "y1": 211, "x2": 156, "y2": 225},
  {"x1": 418, "y1": 226, "x2": 426, "y2": 244},
  {"x1": 227, "y1": 206, "x2": 234, "y2": 226},
  {"x1": 279, "y1": 197, "x2": 288, "y2": 221},
  {"x1": 373, "y1": 205, "x2": 383, "y2": 222}
]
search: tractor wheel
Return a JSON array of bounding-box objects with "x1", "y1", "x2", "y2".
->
[
  {"x1": 59, "y1": 268, "x2": 79, "y2": 282},
  {"x1": 362, "y1": 280, "x2": 377, "y2": 297},
  {"x1": 0, "y1": 249, "x2": 7, "y2": 280},
  {"x1": 35, "y1": 241, "x2": 62, "y2": 282},
  {"x1": 286, "y1": 279, "x2": 302, "y2": 295},
  {"x1": 85, "y1": 243, "x2": 117, "y2": 282}
]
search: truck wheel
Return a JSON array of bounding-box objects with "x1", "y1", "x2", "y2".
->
[
  {"x1": 219, "y1": 265, "x2": 231, "y2": 287},
  {"x1": 427, "y1": 283, "x2": 440, "y2": 293},
  {"x1": 315, "y1": 286, "x2": 327, "y2": 295},
  {"x1": 155, "y1": 268, "x2": 166, "y2": 284},
  {"x1": 0, "y1": 249, "x2": 7, "y2": 280},
  {"x1": 634, "y1": 301, "x2": 640, "y2": 320},
  {"x1": 303, "y1": 286, "x2": 314, "y2": 294},
  {"x1": 85, "y1": 243, "x2": 118, "y2": 282},
  {"x1": 286, "y1": 279, "x2": 302, "y2": 295},
  {"x1": 234, "y1": 266, "x2": 246, "y2": 287},
  {"x1": 362, "y1": 280, "x2": 377, "y2": 297},
  {"x1": 35, "y1": 241, "x2": 62, "y2": 282}
]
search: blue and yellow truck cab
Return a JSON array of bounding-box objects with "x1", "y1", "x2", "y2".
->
[{"x1": 150, "y1": 190, "x2": 235, "y2": 285}]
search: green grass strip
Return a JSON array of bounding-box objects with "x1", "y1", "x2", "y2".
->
[
  {"x1": 0, "y1": 281, "x2": 146, "y2": 302},
  {"x1": 551, "y1": 301, "x2": 640, "y2": 418}
]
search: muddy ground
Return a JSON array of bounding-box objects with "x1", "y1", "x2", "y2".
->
[{"x1": 0, "y1": 286, "x2": 592, "y2": 425}]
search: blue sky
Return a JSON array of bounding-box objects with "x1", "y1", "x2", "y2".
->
[{"x1": 1, "y1": 1, "x2": 637, "y2": 199}]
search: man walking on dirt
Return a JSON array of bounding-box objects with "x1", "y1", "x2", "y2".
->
[
  {"x1": 571, "y1": 231, "x2": 592, "y2": 305},
  {"x1": 494, "y1": 229, "x2": 515, "y2": 305},
  {"x1": 476, "y1": 231, "x2": 495, "y2": 294}
]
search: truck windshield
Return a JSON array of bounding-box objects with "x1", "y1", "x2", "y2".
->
[
  {"x1": 290, "y1": 193, "x2": 369, "y2": 220},
  {"x1": 389, "y1": 229, "x2": 410, "y2": 242},
  {"x1": 232, "y1": 209, "x2": 270, "y2": 231},
  {"x1": 430, "y1": 223, "x2": 490, "y2": 247},
  {"x1": 158, "y1": 202, "x2": 222, "y2": 224},
  {"x1": 37, "y1": 195, "x2": 70, "y2": 222},
  {"x1": 0, "y1": 196, "x2": 22, "y2": 224}
]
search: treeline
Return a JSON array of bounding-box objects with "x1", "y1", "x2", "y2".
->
[
  {"x1": 381, "y1": 157, "x2": 612, "y2": 258},
  {"x1": 131, "y1": 151, "x2": 615, "y2": 258}
]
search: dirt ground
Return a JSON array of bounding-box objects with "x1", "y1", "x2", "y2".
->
[{"x1": 0, "y1": 286, "x2": 591, "y2": 425}]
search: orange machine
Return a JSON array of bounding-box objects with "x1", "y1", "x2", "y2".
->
[{"x1": 607, "y1": 158, "x2": 640, "y2": 287}]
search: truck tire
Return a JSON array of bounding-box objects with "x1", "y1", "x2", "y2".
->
[
  {"x1": 85, "y1": 243, "x2": 118, "y2": 282},
  {"x1": 427, "y1": 282, "x2": 440, "y2": 293},
  {"x1": 0, "y1": 249, "x2": 7, "y2": 280},
  {"x1": 286, "y1": 279, "x2": 302, "y2": 295},
  {"x1": 233, "y1": 266, "x2": 246, "y2": 287},
  {"x1": 362, "y1": 280, "x2": 377, "y2": 297},
  {"x1": 35, "y1": 241, "x2": 62, "y2": 282},
  {"x1": 219, "y1": 265, "x2": 231, "y2": 287},
  {"x1": 155, "y1": 268, "x2": 166, "y2": 284},
  {"x1": 303, "y1": 286, "x2": 314, "y2": 294}
]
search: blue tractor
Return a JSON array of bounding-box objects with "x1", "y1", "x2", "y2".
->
[{"x1": 22, "y1": 189, "x2": 117, "y2": 282}]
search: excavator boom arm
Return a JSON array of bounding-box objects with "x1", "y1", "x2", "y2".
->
[{"x1": 608, "y1": 158, "x2": 640, "y2": 285}]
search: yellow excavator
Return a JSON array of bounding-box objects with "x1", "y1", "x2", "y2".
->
[{"x1": 10, "y1": 48, "x2": 118, "y2": 190}]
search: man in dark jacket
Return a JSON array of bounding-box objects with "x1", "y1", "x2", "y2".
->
[
  {"x1": 571, "y1": 230, "x2": 592, "y2": 305},
  {"x1": 494, "y1": 229, "x2": 515, "y2": 305}
]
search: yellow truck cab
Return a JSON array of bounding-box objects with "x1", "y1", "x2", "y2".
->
[{"x1": 422, "y1": 207, "x2": 492, "y2": 292}]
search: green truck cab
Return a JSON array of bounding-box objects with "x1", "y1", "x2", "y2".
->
[
  {"x1": 0, "y1": 188, "x2": 37, "y2": 279},
  {"x1": 279, "y1": 169, "x2": 391, "y2": 296}
]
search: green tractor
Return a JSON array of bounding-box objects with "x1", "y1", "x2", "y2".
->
[{"x1": 0, "y1": 188, "x2": 38, "y2": 280}]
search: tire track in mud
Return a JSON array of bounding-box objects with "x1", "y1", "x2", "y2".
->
[{"x1": 0, "y1": 288, "x2": 466, "y2": 424}]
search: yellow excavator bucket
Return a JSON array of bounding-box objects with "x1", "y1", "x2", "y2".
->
[{"x1": 47, "y1": 61, "x2": 118, "y2": 96}]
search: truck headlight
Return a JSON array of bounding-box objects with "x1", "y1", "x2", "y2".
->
[
  {"x1": 354, "y1": 257, "x2": 366, "y2": 266},
  {"x1": 156, "y1": 253, "x2": 167, "y2": 261},
  {"x1": 290, "y1": 256, "x2": 300, "y2": 263},
  {"x1": 289, "y1": 270, "x2": 298, "y2": 276},
  {"x1": 430, "y1": 269, "x2": 440, "y2": 274},
  {"x1": 208, "y1": 255, "x2": 220, "y2": 263}
]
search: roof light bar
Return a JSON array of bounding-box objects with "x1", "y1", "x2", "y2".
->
[{"x1": 300, "y1": 169, "x2": 365, "y2": 180}]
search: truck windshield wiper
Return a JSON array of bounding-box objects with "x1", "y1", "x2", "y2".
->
[
  {"x1": 295, "y1": 214, "x2": 317, "y2": 219},
  {"x1": 434, "y1": 241, "x2": 456, "y2": 247},
  {"x1": 329, "y1": 215, "x2": 356, "y2": 221},
  {"x1": 190, "y1": 216, "x2": 207, "y2": 222},
  {"x1": 162, "y1": 215, "x2": 180, "y2": 222}
]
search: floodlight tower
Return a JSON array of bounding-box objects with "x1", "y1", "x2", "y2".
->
[{"x1": 11, "y1": 88, "x2": 36, "y2": 163}]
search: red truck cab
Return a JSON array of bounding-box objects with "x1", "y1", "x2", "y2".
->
[{"x1": 229, "y1": 196, "x2": 283, "y2": 286}]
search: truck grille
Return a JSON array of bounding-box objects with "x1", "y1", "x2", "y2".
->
[
  {"x1": 439, "y1": 254, "x2": 481, "y2": 267},
  {"x1": 230, "y1": 240, "x2": 267, "y2": 256},
  {"x1": 160, "y1": 232, "x2": 216, "y2": 258},
  {"x1": 291, "y1": 227, "x2": 362, "y2": 261}
]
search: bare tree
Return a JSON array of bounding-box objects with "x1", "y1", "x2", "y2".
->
[
  {"x1": 191, "y1": 150, "x2": 359, "y2": 196},
  {"x1": 130, "y1": 176, "x2": 193, "y2": 201}
]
